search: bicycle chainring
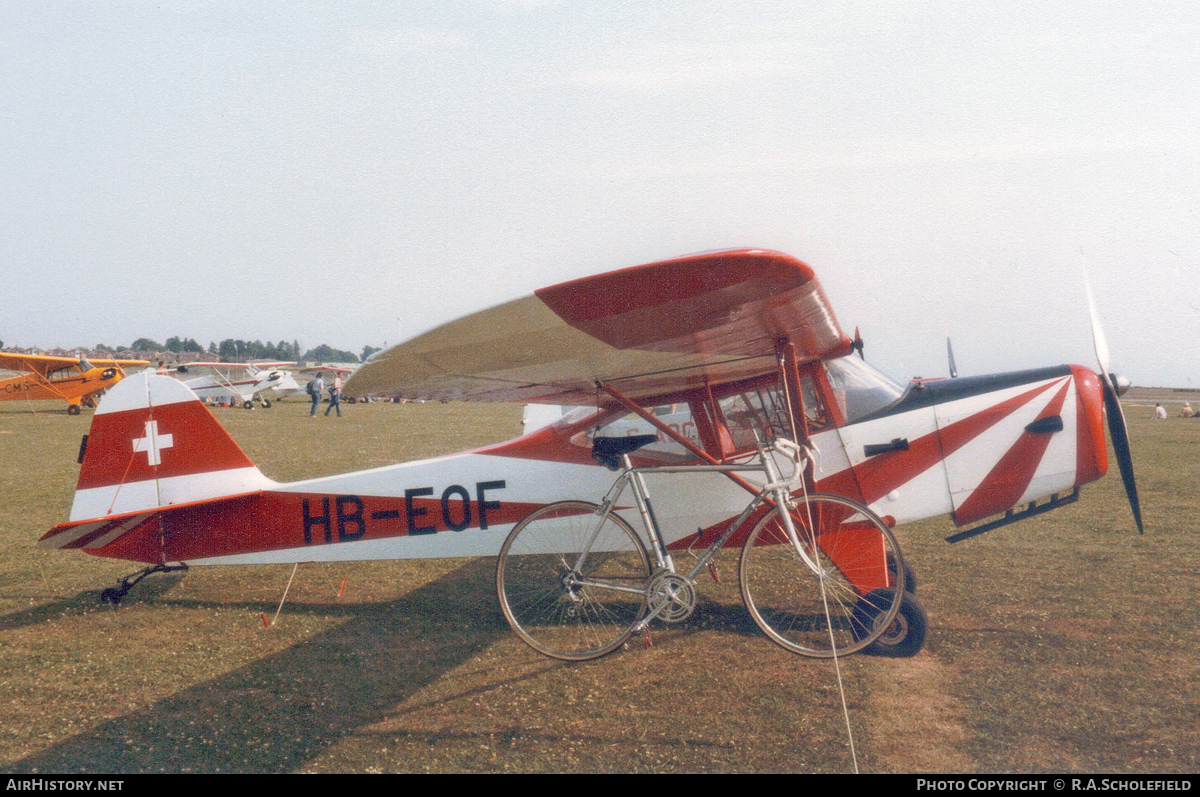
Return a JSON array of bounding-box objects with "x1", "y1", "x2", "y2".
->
[{"x1": 647, "y1": 572, "x2": 696, "y2": 623}]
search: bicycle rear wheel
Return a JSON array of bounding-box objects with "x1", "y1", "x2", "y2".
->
[
  {"x1": 739, "y1": 493, "x2": 906, "y2": 658},
  {"x1": 496, "y1": 501, "x2": 651, "y2": 661}
]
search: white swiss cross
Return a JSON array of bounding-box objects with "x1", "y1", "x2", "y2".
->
[{"x1": 132, "y1": 420, "x2": 174, "y2": 466}]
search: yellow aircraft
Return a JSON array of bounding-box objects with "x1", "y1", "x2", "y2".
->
[{"x1": 0, "y1": 352, "x2": 149, "y2": 414}]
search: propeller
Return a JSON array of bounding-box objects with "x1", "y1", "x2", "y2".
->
[
  {"x1": 852, "y1": 327, "x2": 865, "y2": 360},
  {"x1": 1086, "y1": 278, "x2": 1143, "y2": 534},
  {"x1": 946, "y1": 334, "x2": 958, "y2": 378}
]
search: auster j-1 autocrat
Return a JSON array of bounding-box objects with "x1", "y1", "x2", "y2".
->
[
  {"x1": 173, "y1": 360, "x2": 301, "y2": 409},
  {"x1": 38, "y1": 249, "x2": 1142, "y2": 659},
  {"x1": 0, "y1": 352, "x2": 149, "y2": 415}
]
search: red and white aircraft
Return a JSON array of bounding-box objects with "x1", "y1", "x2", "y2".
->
[{"x1": 38, "y1": 249, "x2": 1140, "y2": 657}]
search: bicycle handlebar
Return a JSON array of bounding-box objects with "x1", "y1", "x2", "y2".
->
[{"x1": 758, "y1": 437, "x2": 811, "y2": 492}]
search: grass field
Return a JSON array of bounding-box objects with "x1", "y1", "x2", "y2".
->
[{"x1": 0, "y1": 397, "x2": 1196, "y2": 773}]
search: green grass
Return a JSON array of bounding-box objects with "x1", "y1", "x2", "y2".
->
[{"x1": 0, "y1": 399, "x2": 1196, "y2": 773}]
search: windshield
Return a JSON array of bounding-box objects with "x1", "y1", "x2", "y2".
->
[{"x1": 824, "y1": 356, "x2": 905, "y2": 424}]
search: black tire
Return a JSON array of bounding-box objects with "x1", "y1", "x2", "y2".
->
[
  {"x1": 100, "y1": 587, "x2": 123, "y2": 606},
  {"x1": 67, "y1": 404, "x2": 81, "y2": 416},
  {"x1": 740, "y1": 494, "x2": 906, "y2": 658},
  {"x1": 888, "y1": 552, "x2": 918, "y2": 594},
  {"x1": 497, "y1": 500, "x2": 651, "y2": 661},
  {"x1": 854, "y1": 588, "x2": 928, "y2": 658},
  {"x1": 243, "y1": 400, "x2": 254, "y2": 409},
  {"x1": 260, "y1": 398, "x2": 272, "y2": 408}
]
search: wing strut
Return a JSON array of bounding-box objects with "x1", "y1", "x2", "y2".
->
[{"x1": 596, "y1": 335, "x2": 816, "y2": 503}]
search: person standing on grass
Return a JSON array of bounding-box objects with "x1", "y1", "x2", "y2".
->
[
  {"x1": 308, "y1": 372, "x2": 325, "y2": 417},
  {"x1": 325, "y1": 373, "x2": 343, "y2": 417}
]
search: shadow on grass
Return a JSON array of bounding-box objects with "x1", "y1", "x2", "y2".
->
[
  {"x1": 0, "y1": 574, "x2": 187, "y2": 633},
  {"x1": 12, "y1": 559, "x2": 509, "y2": 774}
]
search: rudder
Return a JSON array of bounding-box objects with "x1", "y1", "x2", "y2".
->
[{"x1": 68, "y1": 371, "x2": 274, "y2": 522}]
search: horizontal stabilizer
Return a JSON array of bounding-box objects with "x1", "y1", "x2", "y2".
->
[{"x1": 38, "y1": 490, "x2": 263, "y2": 552}]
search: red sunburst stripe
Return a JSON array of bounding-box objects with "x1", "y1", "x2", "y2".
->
[
  {"x1": 818, "y1": 377, "x2": 1067, "y2": 505},
  {"x1": 953, "y1": 381, "x2": 1070, "y2": 525}
]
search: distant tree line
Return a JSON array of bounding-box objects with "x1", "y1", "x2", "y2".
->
[
  {"x1": 3, "y1": 335, "x2": 384, "y2": 364},
  {"x1": 87, "y1": 338, "x2": 381, "y2": 363}
]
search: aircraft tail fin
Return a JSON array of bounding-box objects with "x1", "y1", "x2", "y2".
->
[{"x1": 57, "y1": 371, "x2": 275, "y2": 528}]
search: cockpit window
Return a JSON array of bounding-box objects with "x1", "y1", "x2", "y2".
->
[
  {"x1": 824, "y1": 356, "x2": 905, "y2": 424},
  {"x1": 719, "y1": 384, "x2": 792, "y2": 448},
  {"x1": 568, "y1": 402, "x2": 699, "y2": 463}
]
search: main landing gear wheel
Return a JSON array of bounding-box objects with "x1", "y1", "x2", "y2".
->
[
  {"x1": 497, "y1": 500, "x2": 651, "y2": 661},
  {"x1": 243, "y1": 400, "x2": 254, "y2": 409},
  {"x1": 260, "y1": 398, "x2": 272, "y2": 408},
  {"x1": 739, "y1": 493, "x2": 906, "y2": 658},
  {"x1": 854, "y1": 588, "x2": 928, "y2": 658},
  {"x1": 100, "y1": 587, "x2": 123, "y2": 605},
  {"x1": 67, "y1": 404, "x2": 81, "y2": 416},
  {"x1": 889, "y1": 553, "x2": 918, "y2": 594}
]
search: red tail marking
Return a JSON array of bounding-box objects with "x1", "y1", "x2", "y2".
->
[{"x1": 78, "y1": 402, "x2": 255, "y2": 490}]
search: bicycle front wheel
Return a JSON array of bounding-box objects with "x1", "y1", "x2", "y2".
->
[
  {"x1": 496, "y1": 500, "x2": 651, "y2": 661},
  {"x1": 740, "y1": 493, "x2": 906, "y2": 658}
]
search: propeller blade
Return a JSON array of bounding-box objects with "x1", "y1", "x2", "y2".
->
[
  {"x1": 852, "y1": 327, "x2": 864, "y2": 360},
  {"x1": 1085, "y1": 277, "x2": 1111, "y2": 378},
  {"x1": 1100, "y1": 378, "x2": 1144, "y2": 534},
  {"x1": 1086, "y1": 275, "x2": 1143, "y2": 533},
  {"x1": 946, "y1": 334, "x2": 958, "y2": 378}
]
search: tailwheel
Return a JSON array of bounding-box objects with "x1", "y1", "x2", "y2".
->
[
  {"x1": 853, "y1": 588, "x2": 928, "y2": 658},
  {"x1": 98, "y1": 564, "x2": 189, "y2": 607}
]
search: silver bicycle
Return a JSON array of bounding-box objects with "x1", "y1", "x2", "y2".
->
[{"x1": 495, "y1": 433, "x2": 908, "y2": 661}]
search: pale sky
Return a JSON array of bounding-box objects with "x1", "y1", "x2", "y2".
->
[{"x1": 2, "y1": 2, "x2": 1197, "y2": 385}]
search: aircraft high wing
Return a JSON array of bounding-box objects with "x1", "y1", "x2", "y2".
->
[{"x1": 345, "y1": 249, "x2": 849, "y2": 404}]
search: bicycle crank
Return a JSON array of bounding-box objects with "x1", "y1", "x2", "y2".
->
[{"x1": 646, "y1": 572, "x2": 697, "y2": 623}]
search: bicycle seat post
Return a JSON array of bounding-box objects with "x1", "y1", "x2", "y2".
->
[{"x1": 624, "y1": 454, "x2": 672, "y2": 572}]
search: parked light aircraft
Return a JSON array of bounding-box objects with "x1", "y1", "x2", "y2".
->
[
  {"x1": 0, "y1": 352, "x2": 149, "y2": 414},
  {"x1": 39, "y1": 249, "x2": 1140, "y2": 659},
  {"x1": 175, "y1": 361, "x2": 300, "y2": 408}
]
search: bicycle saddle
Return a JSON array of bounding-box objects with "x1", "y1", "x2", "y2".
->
[{"x1": 591, "y1": 434, "x2": 659, "y2": 470}]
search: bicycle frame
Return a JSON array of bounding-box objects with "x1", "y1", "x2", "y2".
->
[{"x1": 567, "y1": 439, "x2": 825, "y2": 618}]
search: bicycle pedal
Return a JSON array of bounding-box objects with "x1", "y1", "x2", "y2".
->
[{"x1": 707, "y1": 561, "x2": 721, "y2": 583}]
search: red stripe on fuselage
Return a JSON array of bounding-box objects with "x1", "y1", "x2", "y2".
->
[
  {"x1": 84, "y1": 488, "x2": 538, "y2": 564},
  {"x1": 817, "y1": 377, "x2": 1067, "y2": 506},
  {"x1": 953, "y1": 381, "x2": 1070, "y2": 525}
]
